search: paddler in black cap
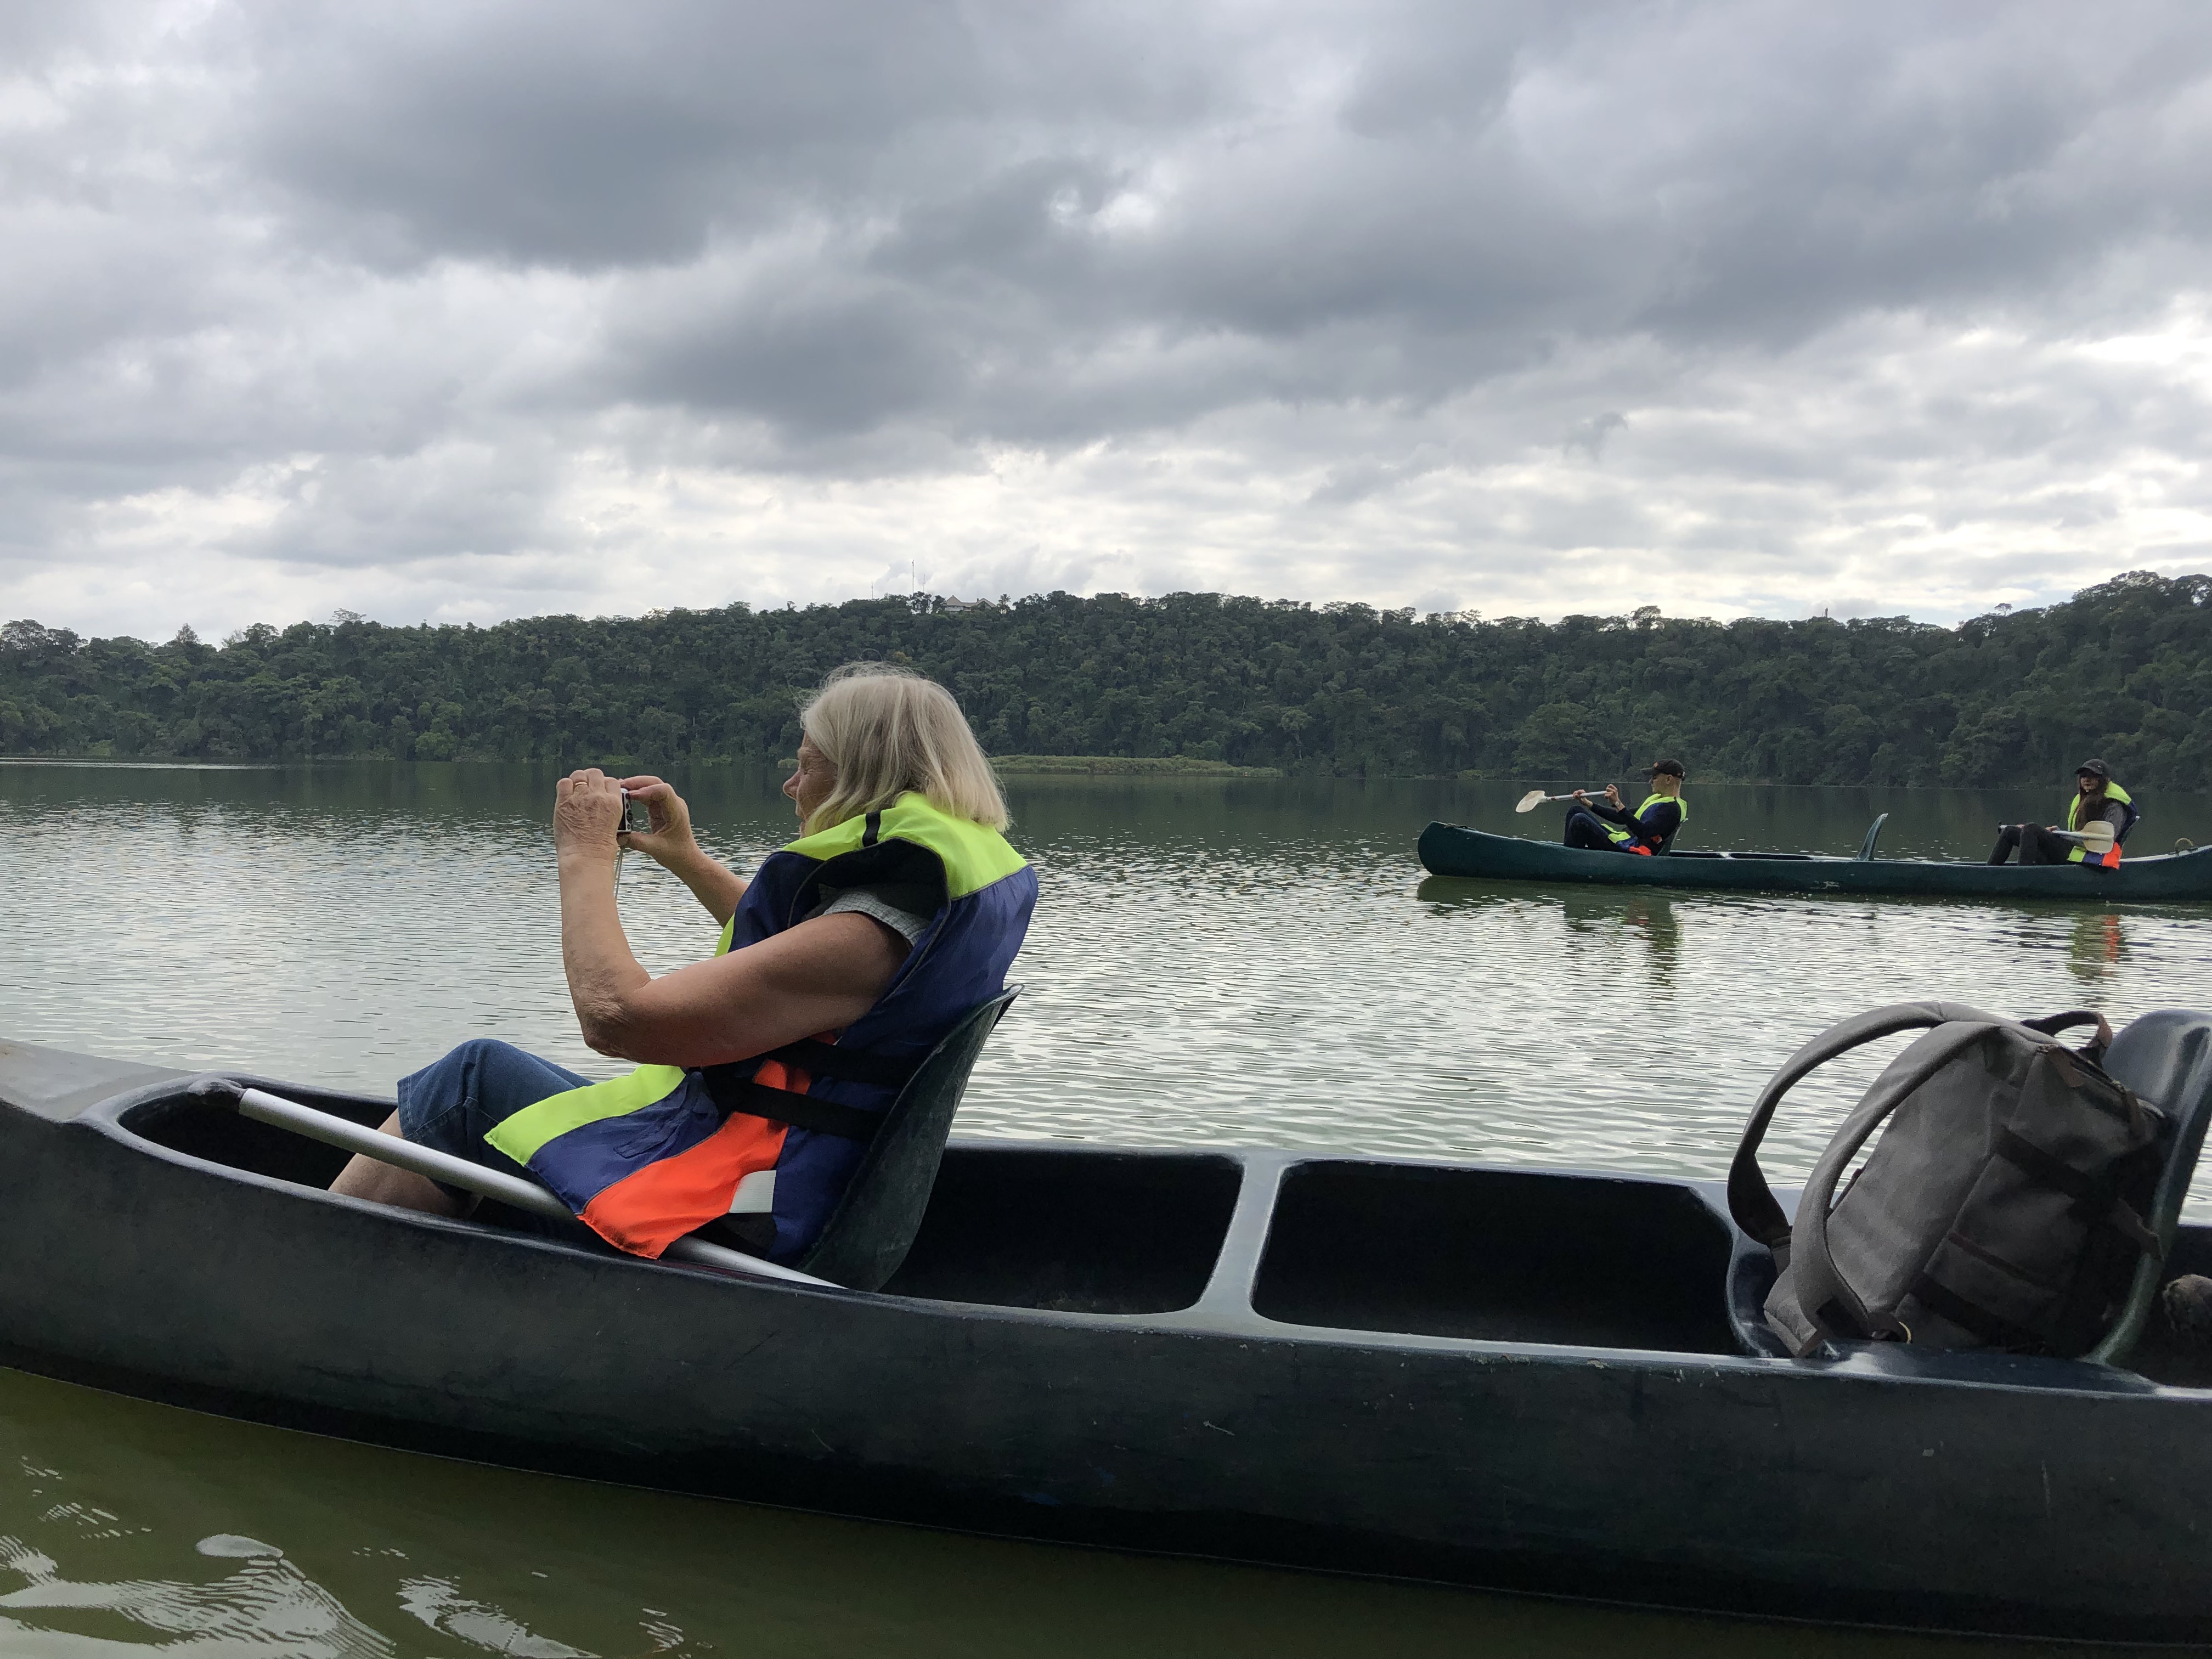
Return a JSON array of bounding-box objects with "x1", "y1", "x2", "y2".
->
[
  {"x1": 1562, "y1": 759, "x2": 1688, "y2": 856},
  {"x1": 1988, "y1": 758, "x2": 2137, "y2": 867}
]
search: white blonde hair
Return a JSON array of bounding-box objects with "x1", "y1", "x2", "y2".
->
[{"x1": 798, "y1": 664, "x2": 1008, "y2": 834}]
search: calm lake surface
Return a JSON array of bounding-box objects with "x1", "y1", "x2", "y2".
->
[{"x1": 3, "y1": 759, "x2": 2208, "y2": 1656}]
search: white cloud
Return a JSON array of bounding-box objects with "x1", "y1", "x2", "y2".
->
[{"x1": 2, "y1": 0, "x2": 2210, "y2": 639}]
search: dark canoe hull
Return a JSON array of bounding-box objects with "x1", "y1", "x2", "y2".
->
[
  {"x1": 5, "y1": 1035, "x2": 2212, "y2": 1643},
  {"x1": 1418, "y1": 822, "x2": 2212, "y2": 900}
]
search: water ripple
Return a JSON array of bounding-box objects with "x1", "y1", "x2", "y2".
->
[{"x1": 4, "y1": 765, "x2": 2210, "y2": 1214}]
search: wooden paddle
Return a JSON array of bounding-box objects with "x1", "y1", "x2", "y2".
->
[
  {"x1": 2051, "y1": 820, "x2": 2118, "y2": 856},
  {"x1": 1515, "y1": 788, "x2": 1613, "y2": 813}
]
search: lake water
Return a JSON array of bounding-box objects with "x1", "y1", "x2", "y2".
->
[{"x1": 3, "y1": 759, "x2": 2208, "y2": 1656}]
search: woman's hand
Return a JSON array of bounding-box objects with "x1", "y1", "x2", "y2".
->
[
  {"x1": 616, "y1": 772, "x2": 751, "y2": 926},
  {"x1": 554, "y1": 768, "x2": 624, "y2": 867},
  {"x1": 616, "y1": 775, "x2": 701, "y2": 867},
  {"x1": 1603, "y1": 784, "x2": 1624, "y2": 807}
]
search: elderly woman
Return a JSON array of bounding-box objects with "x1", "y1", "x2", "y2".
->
[{"x1": 331, "y1": 664, "x2": 1036, "y2": 1265}]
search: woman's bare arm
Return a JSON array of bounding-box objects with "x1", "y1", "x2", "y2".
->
[
  {"x1": 568, "y1": 911, "x2": 909, "y2": 1065},
  {"x1": 556, "y1": 768, "x2": 906, "y2": 1065}
]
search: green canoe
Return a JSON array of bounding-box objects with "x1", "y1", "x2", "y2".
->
[{"x1": 1416, "y1": 822, "x2": 2212, "y2": 900}]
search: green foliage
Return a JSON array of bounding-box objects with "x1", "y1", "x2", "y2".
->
[{"x1": 4, "y1": 574, "x2": 2210, "y2": 786}]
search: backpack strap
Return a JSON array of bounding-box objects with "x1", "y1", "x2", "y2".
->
[
  {"x1": 1784, "y1": 1020, "x2": 2004, "y2": 1345},
  {"x1": 1726, "y1": 1001, "x2": 2003, "y2": 1257}
]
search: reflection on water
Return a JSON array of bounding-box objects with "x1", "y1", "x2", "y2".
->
[
  {"x1": 1566, "y1": 889, "x2": 1683, "y2": 986},
  {"x1": 3, "y1": 763, "x2": 2210, "y2": 1209},
  {"x1": 2068, "y1": 912, "x2": 2128, "y2": 983},
  {"x1": 0, "y1": 1369, "x2": 2115, "y2": 1658},
  {"x1": 0, "y1": 1530, "x2": 394, "y2": 1658}
]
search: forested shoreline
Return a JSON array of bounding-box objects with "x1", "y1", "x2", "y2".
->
[{"x1": 4, "y1": 572, "x2": 2209, "y2": 787}]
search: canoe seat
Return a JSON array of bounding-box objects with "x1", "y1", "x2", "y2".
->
[
  {"x1": 787, "y1": 987, "x2": 1021, "y2": 1292},
  {"x1": 2086, "y1": 1009, "x2": 2212, "y2": 1368}
]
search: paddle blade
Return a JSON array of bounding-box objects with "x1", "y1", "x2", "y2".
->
[
  {"x1": 1515, "y1": 789, "x2": 1549, "y2": 814},
  {"x1": 2076, "y1": 820, "x2": 2117, "y2": 855}
]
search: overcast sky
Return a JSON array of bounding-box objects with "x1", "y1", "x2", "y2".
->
[{"x1": 4, "y1": 1, "x2": 2210, "y2": 641}]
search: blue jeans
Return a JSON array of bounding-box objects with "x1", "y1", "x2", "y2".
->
[{"x1": 396, "y1": 1039, "x2": 606, "y2": 1248}]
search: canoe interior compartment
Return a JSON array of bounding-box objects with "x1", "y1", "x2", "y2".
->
[
  {"x1": 115, "y1": 1087, "x2": 390, "y2": 1188},
  {"x1": 1251, "y1": 1161, "x2": 1740, "y2": 1353},
  {"x1": 882, "y1": 1145, "x2": 1242, "y2": 1314}
]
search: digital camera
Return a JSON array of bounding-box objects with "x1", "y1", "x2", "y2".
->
[{"x1": 618, "y1": 788, "x2": 652, "y2": 835}]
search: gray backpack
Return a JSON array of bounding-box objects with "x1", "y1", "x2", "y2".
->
[{"x1": 1728, "y1": 1002, "x2": 2169, "y2": 1358}]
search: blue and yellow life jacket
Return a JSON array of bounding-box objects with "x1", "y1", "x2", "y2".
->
[
  {"x1": 2066, "y1": 782, "x2": 2134, "y2": 868},
  {"x1": 486, "y1": 794, "x2": 1036, "y2": 1263},
  {"x1": 1606, "y1": 792, "x2": 1687, "y2": 855}
]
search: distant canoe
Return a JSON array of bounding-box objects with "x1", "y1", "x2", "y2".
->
[{"x1": 1417, "y1": 822, "x2": 2212, "y2": 900}]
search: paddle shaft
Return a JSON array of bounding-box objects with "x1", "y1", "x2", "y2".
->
[
  {"x1": 1516, "y1": 786, "x2": 1624, "y2": 812},
  {"x1": 2006, "y1": 824, "x2": 2117, "y2": 851},
  {"x1": 234, "y1": 1086, "x2": 833, "y2": 1288}
]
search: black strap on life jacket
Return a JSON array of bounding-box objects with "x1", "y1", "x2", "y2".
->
[
  {"x1": 758, "y1": 1036, "x2": 922, "y2": 1088},
  {"x1": 696, "y1": 1039, "x2": 924, "y2": 1142},
  {"x1": 698, "y1": 1072, "x2": 883, "y2": 1140}
]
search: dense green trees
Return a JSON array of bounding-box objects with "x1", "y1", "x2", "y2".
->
[{"x1": 5, "y1": 571, "x2": 2210, "y2": 786}]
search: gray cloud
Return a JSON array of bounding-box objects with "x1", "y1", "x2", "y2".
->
[
  {"x1": 1563, "y1": 414, "x2": 1627, "y2": 461},
  {"x1": 1, "y1": 0, "x2": 2209, "y2": 639}
]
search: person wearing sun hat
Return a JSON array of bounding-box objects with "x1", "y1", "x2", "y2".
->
[
  {"x1": 1563, "y1": 759, "x2": 1688, "y2": 856},
  {"x1": 1988, "y1": 758, "x2": 2137, "y2": 867}
]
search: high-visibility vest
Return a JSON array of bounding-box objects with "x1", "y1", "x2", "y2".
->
[
  {"x1": 1606, "y1": 792, "x2": 1687, "y2": 855},
  {"x1": 2066, "y1": 782, "x2": 2132, "y2": 868},
  {"x1": 487, "y1": 793, "x2": 1036, "y2": 1262}
]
